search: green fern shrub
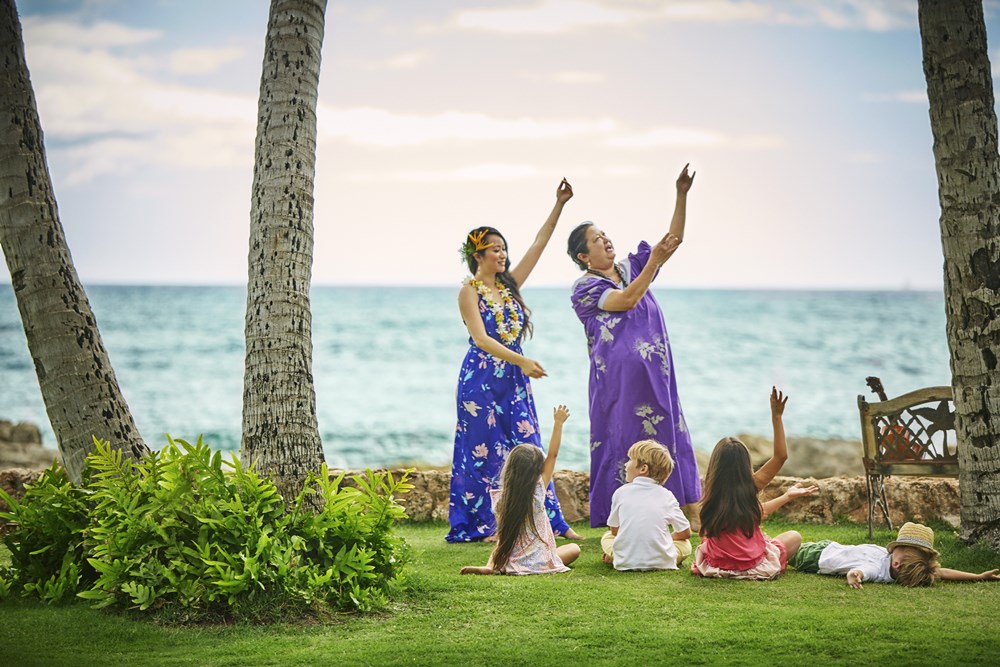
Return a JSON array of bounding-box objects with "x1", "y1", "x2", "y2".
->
[
  {"x1": 0, "y1": 464, "x2": 92, "y2": 603},
  {"x1": 0, "y1": 436, "x2": 412, "y2": 622}
]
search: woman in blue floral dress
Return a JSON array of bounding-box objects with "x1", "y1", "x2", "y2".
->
[{"x1": 446, "y1": 179, "x2": 583, "y2": 542}]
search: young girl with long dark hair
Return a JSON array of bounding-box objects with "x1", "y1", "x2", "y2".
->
[
  {"x1": 691, "y1": 388, "x2": 817, "y2": 579},
  {"x1": 460, "y1": 405, "x2": 582, "y2": 575}
]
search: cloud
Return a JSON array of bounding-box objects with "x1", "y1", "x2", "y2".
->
[
  {"x1": 603, "y1": 164, "x2": 644, "y2": 177},
  {"x1": 846, "y1": 150, "x2": 882, "y2": 163},
  {"x1": 607, "y1": 126, "x2": 724, "y2": 148},
  {"x1": 606, "y1": 126, "x2": 784, "y2": 150},
  {"x1": 381, "y1": 51, "x2": 431, "y2": 70},
  {"x1": 864, "y1": 90, "x2": 927, "y2": 104},
  {"x1": 317, "y1": 107, "x2": 618, "y2": 146},
  {"x1": 22, "y1": 15, "x2": 161, "y2": 48},
  {"x1": 448, "y1": 0, "x2": 916, "y2": 34},
  {"x1": 52, "y1": 128, "x2": 254, "y2": 186},
  {"x1": 347, "y1": 163, "x2": 542, "y2": 183},
  {"x1": 168, "y1": 47, "x2": 245, "y2": 75},
  {"x1": 553, "y1": 70, "x2": 606, "y2": 84},
  {"x1": 22, "y1": 18, "x2": 256, "y2": 184},
  {"x1": 453, "y1": 0, "x2": 644, "y2": 34}
]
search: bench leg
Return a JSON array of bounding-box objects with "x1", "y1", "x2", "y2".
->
[{"x1": 866, "y1": 473, "x2": 892, "y2": 539}]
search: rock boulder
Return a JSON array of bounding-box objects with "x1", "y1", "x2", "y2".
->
[{"x1": 0, "y1": 420, "x2": 59, "y2": 470}]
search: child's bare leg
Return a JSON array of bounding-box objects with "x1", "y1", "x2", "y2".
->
[
  {"x1": 682, "y1": 502, "x2": 701, "y2": 532},
  {"x1": 557, "y1": 543, "x2": 581, "y2": 566},
  {"x1": 774, "y1": 530, "x2": 802, "y2": 561},
  {"x1": 459, "y1": 566, "x2": 494, "y2": 575}
]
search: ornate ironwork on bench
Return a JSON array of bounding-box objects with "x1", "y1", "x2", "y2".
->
[{"x1": 857, "y1": 377, "x2": 957, "y2": 538}]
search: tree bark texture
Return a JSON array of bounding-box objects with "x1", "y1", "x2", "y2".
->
[
  {"x1": 243, "y1": 0, "x2": 327, "y2": 503},
  {"x1": 919, "y1": 0, "x2": 1000, "y2": 548},
  {"x1": 0, "y1": 0, "x2": 148, "y2": 483}
]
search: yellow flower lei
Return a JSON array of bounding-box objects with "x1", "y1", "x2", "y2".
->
[{"x1": 470, "y1": 278, "x2": 522, "y2": 345}]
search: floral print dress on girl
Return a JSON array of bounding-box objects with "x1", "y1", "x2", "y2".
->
[
  {"x1": 487, "y1": 482, "x2": 569, "y2": 574},
  {"x1": 446, "y1": 278, "x2": 571, "y2": 542}
]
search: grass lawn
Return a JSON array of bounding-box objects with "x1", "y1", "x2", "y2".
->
[{"x1": 1, "y1": 519, "x2": 998, "y2": 666}]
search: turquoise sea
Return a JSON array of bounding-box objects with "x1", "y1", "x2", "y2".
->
[{"x1": 1, "y1": 285, "x2": 950, "y2": 471}]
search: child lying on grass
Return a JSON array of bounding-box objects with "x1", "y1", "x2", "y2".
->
[{"x1": 790, "y1": 521, "x2": 1000, "y2": 588}]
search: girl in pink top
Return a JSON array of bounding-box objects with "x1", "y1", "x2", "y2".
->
[
  {"x1": 460, "y1": 406, "x2": 582, "y2": 575},
  {"x1": 692, "y1": 388, "x2": 817, "y2": 580}
]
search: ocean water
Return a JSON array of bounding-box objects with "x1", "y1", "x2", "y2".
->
[{"x1": 0, "y1": 284, "x2": 950, "y2": 471}]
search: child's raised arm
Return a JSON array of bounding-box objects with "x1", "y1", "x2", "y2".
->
[
  {"x1": 754, "y1": 387, "x2": 789, "y2": 491},
  {"x1": 761, "y1": 483, "x2": 818, "y2": 519},
  {"x1": 541, "y1": 405, "x2": 570, "y2": 488}
]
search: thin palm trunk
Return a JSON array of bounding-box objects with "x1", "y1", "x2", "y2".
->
[
  {"x1": 242, "y1": 0, "x2": 327, "y2": 502},
  {"x1": 919, "y1": 0, "x2": 1000, "y2": 548},
  {"x1": 0, "y1": 0, "x2": 148, "y2": 483}
]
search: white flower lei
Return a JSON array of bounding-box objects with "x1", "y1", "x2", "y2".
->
[{"x1": 470, "y1": 278, "x2": 523, "y2": 345}]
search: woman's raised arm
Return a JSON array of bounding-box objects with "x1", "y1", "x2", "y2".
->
[
  {"x1": 668, "y1": 164, "x2": 695, "y2": 242},
  {"x1": 509, "y1": 179, "x2": 573, "y2": 287},
  {"x1": 600, "y1": 232, "x2": 680, "y2": 312}
]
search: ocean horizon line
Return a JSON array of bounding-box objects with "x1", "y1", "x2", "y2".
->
[{"x1": 0, "y1": 281, "x2": 946, "y2": 294}]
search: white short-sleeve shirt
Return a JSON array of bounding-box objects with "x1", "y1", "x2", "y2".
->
[{"x1": 607, "y1": 476, "x2": 690, "y2": 570}]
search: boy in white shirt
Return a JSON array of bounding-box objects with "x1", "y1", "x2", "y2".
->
[
  {"x1": 601, "y1": 440, "x2": 692, "y2": 571},
  {"x1": 790, "y1": 522, "x2": 1000, "y2": 588}
]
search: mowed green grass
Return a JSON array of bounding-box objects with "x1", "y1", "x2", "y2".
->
[{"x1": 1, "y1": 519, "x2": 998, "y2": 666}]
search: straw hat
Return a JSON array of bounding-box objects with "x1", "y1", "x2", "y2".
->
[{"x1": 886, "y1": 522, "x2": 939, "y2": 556}]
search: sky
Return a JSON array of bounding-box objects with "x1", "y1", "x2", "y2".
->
[{"x1": 10, "y1": 0, "x2": 1000, "y2": 289}]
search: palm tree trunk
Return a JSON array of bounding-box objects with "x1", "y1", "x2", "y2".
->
[
  {"x1": 243, "y1": 0, "x2": 327, "y2": 503},
  {"x1": 919, "y1": 0, "x2": 1000, "y2": 548},
  {"x1": 0, "y1": 0, "x2": 148, "y2": 483}
]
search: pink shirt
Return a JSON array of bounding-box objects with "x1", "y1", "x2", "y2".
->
[{"x1": 699, "y1": 526, "x2": 767, "y2": 571}]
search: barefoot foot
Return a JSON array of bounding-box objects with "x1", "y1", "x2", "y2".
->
[
  {"x1": 459, "y1": 566, "x2": 494, "y2": 575},
  {"x1": 560, "y1": 527, "x2": 586, "y2": 541}
]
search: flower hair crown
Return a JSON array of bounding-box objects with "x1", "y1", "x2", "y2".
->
[{"x1": 460, "y1": 229, "x2": 494, "y2": 261}]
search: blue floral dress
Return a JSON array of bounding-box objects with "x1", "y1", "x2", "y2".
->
[{"x1": 446, "y1": 280, "x2": 570, "y2": 542}]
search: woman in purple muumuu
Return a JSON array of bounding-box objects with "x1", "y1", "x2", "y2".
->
[{"x1": 567, "y1": 164, "x2": 701, "y2": 527}]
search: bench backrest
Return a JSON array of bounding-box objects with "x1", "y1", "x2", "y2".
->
[{"x1": 857, "y1": 386, "x2": 958, "y2": 477}]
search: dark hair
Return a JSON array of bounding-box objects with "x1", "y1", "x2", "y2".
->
[
  {"x1": 463, "y1": 226, "x2": 532, "y2": 339},
  {"x1": 490, "y1": 444, "x2": 545, "y2": 572},
  {"x1": 566, "y1": 222, "x2": 593, "y2": 270},
  {"x1": 698, "y1": 437, "x2": 762, "y2": 539}
]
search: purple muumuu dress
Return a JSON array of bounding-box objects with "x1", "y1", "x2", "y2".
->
[{"x1": 571, "y1": 241, "x2": 701, "y2": 527}]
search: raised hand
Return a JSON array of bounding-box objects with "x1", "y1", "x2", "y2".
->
[
  {"x1": 676, "y1": 163, "x2": 696, "y2": 194},
  {"x1": 650, "y1": 232, "x2": 682, "y2": 267},
  {"x1": 556, "y1": 178, "x2": 574, "y2": 205},
  {"x1": 770, "y1": 386, "x2": 788, "y2": 418},
  {"x1": 553, "y1": 404, "x2": 570, "y2": 424}
]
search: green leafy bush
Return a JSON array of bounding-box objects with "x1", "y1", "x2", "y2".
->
[
  {"x1": 0, "y1": 437, "x2": 412, "y2": 622},
  {"x1": 0, "y1": 465, "x2": 91, "y2": 603}
]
